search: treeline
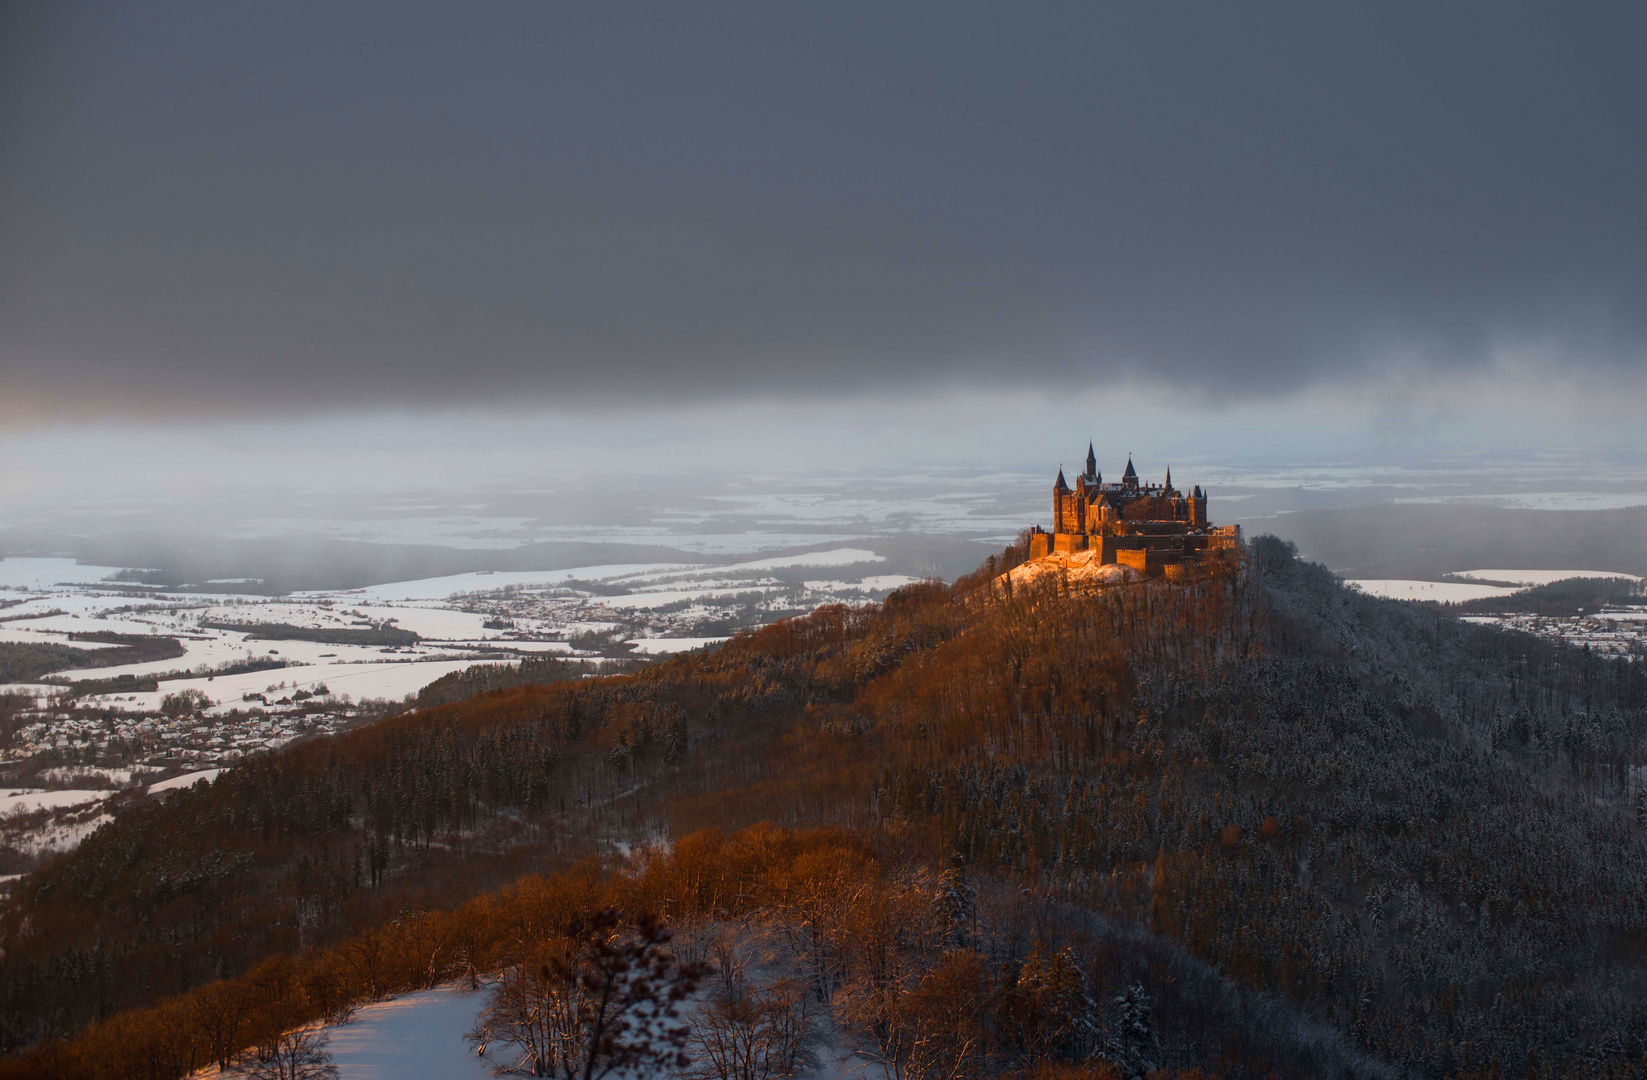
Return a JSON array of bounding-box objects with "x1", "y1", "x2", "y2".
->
[
  {"x1": 0, "y1": 634, "x2": 185, "y2": 683},
  {"x1": 199, "y1": 621, "x2": 420, "y2": 646},
  {"x1": 54, "y1": 656, "x2": 290, "y2": 701},
  {"x1": 412, "y1": 654, "x2": 620, "y2": 707},
  {"x1": 0, "y1": 825, "x2": 1382, "y2": 1080},
  {"x1": 4, "y1": 543, "x2": 1647, "y2": 1077},
  {"x1": 1449, "y1": 574, "x2": 1646, "y2": 618}
]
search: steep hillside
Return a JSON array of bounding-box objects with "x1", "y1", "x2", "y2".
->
[{"x1": 3, "y1": 539, "x2": 1646, "y2": 1078}]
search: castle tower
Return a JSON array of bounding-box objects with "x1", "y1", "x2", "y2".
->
[
  {"x1": 1053, "y1": 467, "x2": 1071, "y2": 533},
  {"x1": 1085, "y1": 441, "x2": 1098, "y2": 480},
  {"x1": 1122, "y1": 456, "x2": 1138, "y2": 489}
]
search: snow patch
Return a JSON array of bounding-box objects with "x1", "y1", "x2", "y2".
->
[
  {"x1": 328, "y1": 565, "x2": 694, "y2": 603},
  {"x1": 315, "y1": 986, "x2": 495, "y2": 1080},
  {"x1": 1005, "y1": 550, "x2": 1143, "y2": 589},
  {"x1": 804, "y1": 575, "x2": 920, "y2": 593},
  {"x1": 148, "y1": 769, "x2": 222, "y2": 793},
  {"x1": 724, "y1": 548, "x2": 885, "y2": 571},
  {"x1": 625, "y1": 637, "x2": 728, "y2": 655},
  {"x1": 0, "y1": 788, "x2": 112, "y2": 814},
  {"x1": 1345, "y1": 579, "x2": 1520, "y2": 602}
]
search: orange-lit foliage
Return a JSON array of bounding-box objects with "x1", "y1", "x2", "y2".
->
[
  {"x1": 0, "y1": 821, "x2": 1340, "y2": 1080},
  {"x1": 0, "y1": 562, "x2": 1261, "y2": 1063},
  {"x1": 8, "y1": 542, "x2": 1647, "y2": 1080}
]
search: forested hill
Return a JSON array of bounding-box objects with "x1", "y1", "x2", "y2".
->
[{"x1": 4, "y1": 538, "x2": 1647, "y2": 1079}]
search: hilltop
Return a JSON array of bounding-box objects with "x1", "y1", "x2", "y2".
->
[{"x1": 2, "y1": 537, "x2": 1645, "y2": 1079}]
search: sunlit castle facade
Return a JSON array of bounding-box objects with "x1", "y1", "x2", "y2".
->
[{"x1": 1026, "y1": 444, "x2": 1241, "y2": 578}]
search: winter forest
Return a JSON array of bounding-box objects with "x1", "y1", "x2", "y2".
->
[{"x1": 2, "y1": 536, "x2": 1646, "y2": 1080}]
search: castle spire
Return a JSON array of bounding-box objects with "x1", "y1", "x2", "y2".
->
[
  {"x1": 1085, "y1": 441, "x2": 1097, "y2": 477},
  {"x1": 1054, "y1": 467, "x2": 1071, "y2": 494},
  {"x1": 1165, "y1": 465, "x2": 1171, "y2": 490},
  {"x1": 1122, "y1": 456, "x2": 1138, "y2": 487}
]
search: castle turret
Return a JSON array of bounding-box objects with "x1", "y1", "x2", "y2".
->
[
  {"x1": 1053, "y1": 467, "x2": 1073, "y2": 533},
  {"x1": 1122, "y1": 456, "x2": 1138, "y2": 489},
  {"x1": 1188, "y1": 484, "x2": 1208, "y2": 527}
]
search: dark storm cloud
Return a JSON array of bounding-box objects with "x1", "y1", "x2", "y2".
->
[{"x1": 2, "y1": 1, "x2": 1644, "y2": 415}]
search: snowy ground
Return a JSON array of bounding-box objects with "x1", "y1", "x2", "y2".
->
[
  {"x1": 627, "y1": 637, "x2": 733, "y2": 655},
  {"x1": 148, "y1": 768, "x2": 221, "y2": 793},
  {"x1": 1345, "y1": 580, "x2": 1522, "y2": 602},
  {"x1": 0, "y1": 788, "x2": 109, "y2": 815},
  {"x1": 0, "y1": 549, "x2": 906, "y2": 717},
  {"x1": 0, "y1": 548, "x2": 922, "y2": 863},
  {"x1": 307, "y1": 980, "x2": 863, "y2": 1080},
  {"x1": 320, "y1": 986, "x2": 495, "y2": 1080},
  {"x1": 1005, "y1": 550, "x2": 1141, "y2": 589}
]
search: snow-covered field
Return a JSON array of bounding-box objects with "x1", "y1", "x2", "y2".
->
[
  {"x1": 804, "y1": 575, "x2": 920, "y2": 593},
  {"x1": 331, "y1": 564, "x2": 690, "y2": 603},
  {"x1": 0, "y1": 788, "x2": 109, "y2": 815},
  {"x1": 148, "y1": 769, "x2": 221, "y2": 793},
  {"x1": 726, "y1": 548, "x2": 883, "y2": 570},
  {"x1": 318, "y1": 987, "x2": 495, "y2": 1080},
  {"x1": 0, "y1": 558, "x2": 131, "y2": 590},
  {"x1": 1344, "y1": 580, "x2": 1522, "y2": 602},
  {"x1": 304, "y1": 980, "x2": 862, "y2": 1080},
  {"x1": 0, "y1": 550, "x2": 905, "y2": 715},
  {"x1": 627, "y1": 637, "x2": 730, "y2": 655}
]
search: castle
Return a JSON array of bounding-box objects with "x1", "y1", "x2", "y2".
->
[{"x1": 1026, "y1": 445, "x2": 1241, "y2": 579}]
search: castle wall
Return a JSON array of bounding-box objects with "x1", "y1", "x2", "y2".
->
[{"x1": 1116, "y1": 547, "x2": 1181, "y2": 578}]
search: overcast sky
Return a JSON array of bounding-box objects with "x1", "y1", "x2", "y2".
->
[{"x1": 3, "y1": 0, "x2": 1644, "y2": 426}]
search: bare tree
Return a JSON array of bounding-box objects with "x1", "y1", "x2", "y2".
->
[
  {"x1": 235, "y1": 1027, "x2": 338, "y2": 1080},
  {"x1": 190, "y1": 980, "x2": 255, "y2": 1074},
  {"x1": 468, "y1": 908, "x2": 710, "y2": 1080},
  {"x1": 688, "y1": 976, "x2": 816, "y2": 1080}
]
